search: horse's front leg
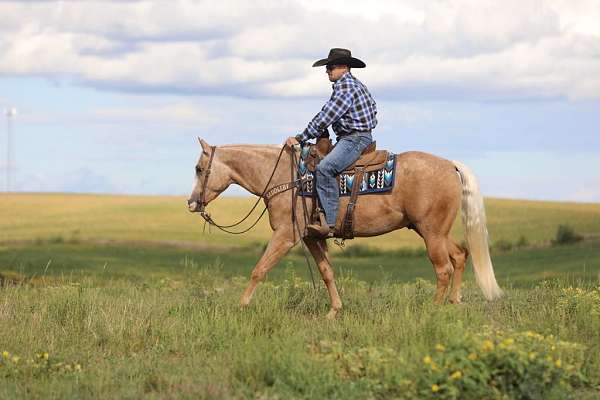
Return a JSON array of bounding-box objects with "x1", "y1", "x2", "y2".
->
[
  {"x1": 303, "y1": 238, "x2": 342, "y2": 319},
  {"x1": 240, "y1": 228, "x2": 296, "y2": 307}
]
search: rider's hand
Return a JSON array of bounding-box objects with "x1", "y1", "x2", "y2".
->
[{"x1": 285, "y1": 136, "x2": 300, "y2": 148}]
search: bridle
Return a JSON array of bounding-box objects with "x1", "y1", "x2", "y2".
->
[
  {"x1": 191, "y1": 144, "x2": 311, "y2": 234},
  {"x1": 195, "y1": 145, "x2": 216, "y2": 217}
]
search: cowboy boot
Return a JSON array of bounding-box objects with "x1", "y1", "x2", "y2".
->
[{"x1": 307, "y1": 211, "x2": 334, "y2": 238}]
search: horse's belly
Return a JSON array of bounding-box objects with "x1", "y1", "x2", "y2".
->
[{"x1": 336, "y1": 194, "x2": 407, "y2": 237}]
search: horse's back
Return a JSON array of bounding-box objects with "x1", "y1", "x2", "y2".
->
[{"x1": 395, "y1": 150, "x2": 456, "y2": 171}]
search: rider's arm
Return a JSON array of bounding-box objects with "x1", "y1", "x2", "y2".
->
[{"x1": 295, "y1": 88, "x2": 353, "y2": 143}]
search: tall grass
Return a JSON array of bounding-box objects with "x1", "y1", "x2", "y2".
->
[
  {"x1": 1, "y1": 271, "x2": 598, "y2": 399},
  {"x1": 1, "y1": 194, "x2": 600, "y2": 398}
]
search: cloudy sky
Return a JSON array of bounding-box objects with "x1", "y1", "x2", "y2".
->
[{"x1": 0, "y1": 0, "x2": 599, "y2": 201}]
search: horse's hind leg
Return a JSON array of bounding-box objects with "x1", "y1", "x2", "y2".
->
[
  {"x1": 447, "y1": 238, "x2": 469, "y2": 304},
  {"x1": 303, "y1": 238, "x2": 342, "y2": 319},
  {"x1": 422, "y1": 234, "x2": 454, "y2": 304},
  {"x1": 240, "y1": 228, "x2": 296, "y2": 307}
]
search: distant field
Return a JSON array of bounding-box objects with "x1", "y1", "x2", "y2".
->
[{"x1": 1, "y1": 193, "x2": 600, "y2": 250}]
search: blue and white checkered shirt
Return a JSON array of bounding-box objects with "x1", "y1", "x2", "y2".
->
[{"x1": 296, "y1": 72, "x2": 377, "y2": 143}]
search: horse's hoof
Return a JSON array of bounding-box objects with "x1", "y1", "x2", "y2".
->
[
  {"x1": 326, "y1": 309, "x2": 340, "y2": 320},
  {"x1": 239, "y1": 298, "x2": 251, "y2": 308}
]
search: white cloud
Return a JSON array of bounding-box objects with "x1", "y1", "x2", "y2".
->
[{"x1": 0, "y1": 0, "x2": 599, "y2": 100}]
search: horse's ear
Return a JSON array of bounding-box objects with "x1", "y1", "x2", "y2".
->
[{"x1": 197, "y1": 137, "x2": 210, "y2": 155}]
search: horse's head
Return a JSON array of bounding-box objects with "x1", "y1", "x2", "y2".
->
[{"x1": 187, "y1": 138, "x2": 232, "y2": 213}]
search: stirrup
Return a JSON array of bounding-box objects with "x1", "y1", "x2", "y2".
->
[{"x1": 307, "y1": 223, "x2": 334, "y2": 239}]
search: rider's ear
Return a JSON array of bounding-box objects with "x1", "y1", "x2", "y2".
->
[{"x1": 198, "y1": 137, "x2": 210, "y2": 155}]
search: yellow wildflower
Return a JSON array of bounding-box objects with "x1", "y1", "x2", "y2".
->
[
  {"x1": 11, "y1": 356, "x2": 19, "y2": 364},
  {"x1": 431, "y1": 384, "x2": 440, "y2": 392},
  {"x1": 423, "y1": 355, "x2": 432, "y2": 364},
  {"x1": 2, "y1": 351, "x2": 9, "y2": 359},
  {"x1": 468, "y1": 352, "x2": 478, "y2": 361},
  {"x1": 435, "y1": 344, "x2": 445, "y2": 352},
  {"x1": 528, "y1": 352, "x2": 537, "y2": 360},
  {"x1": 555, "y1": 359, "x2": 562, "y2": 368},
  {"x1": 482, "y1": 340, "x2": 494, "y2": 351},
  {"x1": 451, "y1": 371, "x2": 462, "y2": 380},
  {"x1": 43, "y1": 352, "x2": 49, "y2": 360},
  {"x1": 502, "y1": 338, "x2": 514, "y2": 346}
]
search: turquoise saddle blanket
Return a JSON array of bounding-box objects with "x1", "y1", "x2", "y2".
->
[{"x1": 297, "y1": 145, "x2": 396, "y2": 197}]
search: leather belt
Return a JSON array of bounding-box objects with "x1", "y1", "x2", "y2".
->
[{"x1": 336, "y1": 129, "x2": 372, "y2": 139}]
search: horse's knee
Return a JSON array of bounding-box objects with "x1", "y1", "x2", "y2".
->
[
  {"x1": 320, "y1": 269, "x2": 335, "y2": 285},
  {"x1": 250, "y1": 269, "x2": 266, "y2": 282},
  {"x1": 449, "y1": 241, "x2": 468, "y2": 265},
  {"x1": 435, "y1": 263, "x2": 454, "y2": 285},
  {"x1": 450, "y1": 252, "x2": 466, "y2": 271}
]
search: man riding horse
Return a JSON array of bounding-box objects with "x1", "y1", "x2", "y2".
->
[
  {"x1": 189, "y1": 48, "x2": 501, "y2": 315},
  {"x1": 286, "y1": 48, "x2": 377, "y2": 239}
]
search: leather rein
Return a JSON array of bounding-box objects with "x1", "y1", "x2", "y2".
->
[{"x1": 195, "y1": 145, "x2": 311, "y2": 235}]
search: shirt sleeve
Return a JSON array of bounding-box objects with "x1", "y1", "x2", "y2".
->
[{"x1": 296, "y1": 88, "x2": 354, "y2": 143}]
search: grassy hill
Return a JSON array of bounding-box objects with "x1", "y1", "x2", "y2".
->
[
  {"x1": 1, "y1": 192, "x2": 599, "y2": 287},
  {"x1": 2, "y1": 193, "x2": 600, "y2": 250}
]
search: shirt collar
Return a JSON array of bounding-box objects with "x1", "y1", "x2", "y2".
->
[{"x1": 332, "y1": 71, "x2": 352, "y2": 89}]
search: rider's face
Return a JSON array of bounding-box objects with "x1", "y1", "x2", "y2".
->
[{"x1": 326, "y1": 65, "x2": 349, "y2": 82}]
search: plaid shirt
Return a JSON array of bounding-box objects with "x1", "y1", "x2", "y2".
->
[{"x1": 296, "y1": 72, "x2": 377, "y2": 143}]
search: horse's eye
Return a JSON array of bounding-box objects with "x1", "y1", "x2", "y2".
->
[{"x1": 195, "y1": 166, "x2": 202, "y2": 174}]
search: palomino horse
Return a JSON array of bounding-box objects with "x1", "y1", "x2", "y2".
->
[{"x1": 188, "y1": 138, "x2": 502, "y2": 319}]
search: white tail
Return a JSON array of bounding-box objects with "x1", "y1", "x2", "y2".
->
[{"x1": 453, "y1": 161, "x2": 502, "y2": 300}]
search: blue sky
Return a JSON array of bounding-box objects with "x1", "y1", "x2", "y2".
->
[{"x1": 1, "y1": 0, "x2": 599, "y2": 201}]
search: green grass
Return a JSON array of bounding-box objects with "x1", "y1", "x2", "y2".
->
[
  {"x1": 1, "y1": 239, "x2": 599, "y2": 288},
  {"x1": 1, "y1": 193, "x2": 600, "y2": 398},
  {"x1": 0, "y1": 271, "x2": 598, "y2": 399},
  {"x1": 2, "y1": 193, "x2": 600, "y2": 250}
]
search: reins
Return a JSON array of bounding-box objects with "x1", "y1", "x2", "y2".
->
[
  {"x1": 195, "y1": 143, "x2": 318, "y2": 290},
  {"x1": 290, "y1": 149, "x2": 317, "y2": 290},
  {"x1": 197, "y1": 145, "x2": 287, "y2": 234},
  {"x1": 196, "y1": 145, "x2": 311, "y2": 234}
]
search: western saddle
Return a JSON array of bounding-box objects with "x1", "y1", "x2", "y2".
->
[{"x1": 303, "y1": 136, "x2": 390, "y2": 239}]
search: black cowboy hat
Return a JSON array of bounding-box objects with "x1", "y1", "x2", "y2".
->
[{"x1": 312, "y1": 48, "x2": 366, "y2": 68}]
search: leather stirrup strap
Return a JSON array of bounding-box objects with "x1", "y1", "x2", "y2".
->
[{"x1": 340, "y1": 167, "x2": 364, "y2": 239}]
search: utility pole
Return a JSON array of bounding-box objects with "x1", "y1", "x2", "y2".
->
[{"x1": 4, "y1": 107, "x2": 17, "y2": 192}]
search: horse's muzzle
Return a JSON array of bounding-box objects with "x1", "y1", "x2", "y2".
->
[{"x1": 187, "y1": 199, "x2": 202, "y2": 213}]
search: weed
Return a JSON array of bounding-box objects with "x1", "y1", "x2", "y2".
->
[{"x1": 554, "y1": 225, "x2": 583, "y2": 245}]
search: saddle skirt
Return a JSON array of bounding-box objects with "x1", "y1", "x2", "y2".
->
[{"x1": 297, "y1": 138, "x2": 396, "y2": 197}]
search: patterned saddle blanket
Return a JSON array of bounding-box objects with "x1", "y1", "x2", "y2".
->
[{"x1": 297, "y1": 143, "x2": 396, "y2": 197}]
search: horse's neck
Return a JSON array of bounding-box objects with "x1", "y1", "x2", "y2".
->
[{"x1": 220, "y1": 145, "x2": 289, "y2": 196}]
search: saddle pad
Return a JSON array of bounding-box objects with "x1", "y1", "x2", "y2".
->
[{"x1": 297, "y1": 145, "x2": 396, "y2": 197}]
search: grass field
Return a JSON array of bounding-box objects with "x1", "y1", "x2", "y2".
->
[
  {"x1": 1, "y1": 193, "x2": 599, "y2": 399},
  {"x1": 2, "y1": 193, "x2": 600, "y2": 250}
]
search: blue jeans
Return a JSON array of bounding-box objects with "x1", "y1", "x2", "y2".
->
[{"x1": 315, "y1": 131, "x2": 373, "y2": 226}]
